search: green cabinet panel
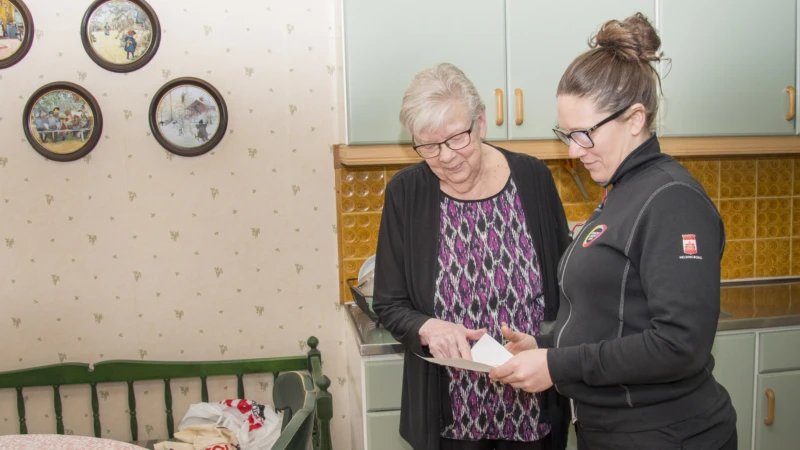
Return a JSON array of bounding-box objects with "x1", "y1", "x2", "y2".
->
[
  {"x1": 755, "y1": 370, "x2": 800, "y2": 450},
  {"x1": 344, "y1": 0, "x2": 508, "y2": 144},
  {"x1": 712, "y1": 333, "x2": 756, "y2": 450},
  {"x1": 366, "y1": 410, "x2": 413, "y2": 450},
  {"x1": 659, "y1": 0, "x2": 797, "y2": 136},
  {"x1": 365, "y1": 360, "x2": 403, "y2": 411},
  {"x1": 506, "y1": 0, "x2": 655, "y2": 140},
  {"x1": 759, "y1": 329, "x2": 800, "y2": 373}
]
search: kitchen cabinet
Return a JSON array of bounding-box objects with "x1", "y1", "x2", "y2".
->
[
  {"x1": 711, "y1": 332, "x2": 756, "y2": 450},
  {"x1": 343, "y1": 0, "x2": 507, "y2": 144},
  {"x1": 754, "y1": 329, "x2": 800, "y2": 450},
  {"x1": 659, "y1": 0, "x2": 797, "y2": 137},
  {"x1": 506, "y1": 0, "x2": 655, "y2": 140},
  {"x1": 754, "y1": 371, "x2": 800, "y2": 450},
  {"x1": 342, "y1": 0, "x2": 800, "y2": 149}
]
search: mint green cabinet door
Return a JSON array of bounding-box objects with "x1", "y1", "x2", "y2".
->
[
  {"x1": 659, "y1": 0, "x2": 796, "y2": 136},
  {"x1": 712, "y1": 333, "x2": 756, "y2": 450},
  {"x1": 506, "y1": 0, "x2": 655, "y2": 140},
  {"x1": 755, "y1": 370, "x2": 800, "y2": 450},
  {"x1": 344, "y1": 0, "x2": 507, "y2": 144},
  {"x1": 366, "y1": 411, "x2": 413, "y2": 450}
]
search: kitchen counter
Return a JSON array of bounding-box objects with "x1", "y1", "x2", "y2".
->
[
  {"x1": 346, "y1": 278, "x2": 800, "y2": 355},
  {"x1": 717, "y1": 278, "x2": 800, "y2": 331},
  {"x1": 345, "y1": 304, "x2": 404, "y2": 356}
]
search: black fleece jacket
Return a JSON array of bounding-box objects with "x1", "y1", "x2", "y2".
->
[
  {"x1": 542, "y1": 135, "x2": 733, "y2": 432},
  {"x1": 373, "y1": 146, "x2": 571, "y2": 450}
]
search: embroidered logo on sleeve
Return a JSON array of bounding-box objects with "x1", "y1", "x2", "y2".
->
[
  {"x1": 680, "y1": 234, "x2": 702, "y2": 260},
  {"x1": 582, "y1": 224, "x2": 607, "y2": 247}
]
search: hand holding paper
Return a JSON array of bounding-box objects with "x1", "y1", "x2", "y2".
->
[
  {"x1": 489, "y1": 349, "x2": 553, "y2": 393},
  {"x1": 420, "y1": 334, "x2": 514, "y2": 373}
]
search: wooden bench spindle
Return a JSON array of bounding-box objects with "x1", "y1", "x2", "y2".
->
[
  {"x1": 237, "y1": 374, "x2": 245, "y2": 399},
  {"x1": 127, "y1": 380, "x2": 138, "y2": 442},
  {"x1": 53, "y1": 384, "x2": 64, "y2": 434},
  {"x1": 16, "y1": 386, "x2": 27, "y2": 434},
  {"x1": 164, "y1": 378, "x2": 174, "y2": 439},
  {"x1": 200, "y1": 376, "x2": 209, "y2": 403},
  {"x1": 90, "y1": 383, "x2": 101, "y2": 437}
]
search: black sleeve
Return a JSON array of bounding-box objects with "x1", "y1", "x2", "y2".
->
[
  {"x1": 371, "y1": 179, "x2": 431, "y2": 355},
  {"x1": 535, "y1": 159, "x2": 571, "y2": 349},
  {"x1": 548, "y1": 184, "x2": 723, "y2": 385}
]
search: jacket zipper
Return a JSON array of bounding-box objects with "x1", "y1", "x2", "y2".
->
[{"x1": 554, "y1": 211, "x2": 603, "y2": 424}]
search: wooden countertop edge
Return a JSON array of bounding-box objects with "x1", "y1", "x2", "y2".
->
[{"x1": 335, "y1": 136, "x2": 800, "y2": 167}]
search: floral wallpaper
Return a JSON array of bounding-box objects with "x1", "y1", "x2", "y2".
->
[{"x1": 0, "y1": 0, "x2": 351, "y2": 447}]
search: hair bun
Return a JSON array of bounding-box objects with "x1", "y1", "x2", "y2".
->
[{"x1": 592, "y1": 12, "x2": 662, "y2": 63}]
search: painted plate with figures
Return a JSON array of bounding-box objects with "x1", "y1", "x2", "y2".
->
[
  {"x1": 23, "y1": 82, "x2": 103, "y2": 162},
  {"x1": 81, "y1": 0, "x2": 160, "y2": 73},
  {"x1": 149, "y1": 77, "x2": 228, "y2": 157},
  {"x1": 0, "y1": 0, "x2": 34, "y2": 70}
]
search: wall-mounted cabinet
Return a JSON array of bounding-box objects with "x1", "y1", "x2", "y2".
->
[{"x1": 340, "y1": 0, "x2": 800, "y2": 163}]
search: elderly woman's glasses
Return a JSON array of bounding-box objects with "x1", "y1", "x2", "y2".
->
[
  {"x1": 412, "y1": 123, "x2": 474, "y2": 158},
  {"x1": 552, "y1": 105, "x2": 632, "y2": 149}
]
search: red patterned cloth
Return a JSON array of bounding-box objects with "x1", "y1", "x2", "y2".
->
[
  {"x1": 0, "y1": 434, "x2": 146, "y2": 449},
  {"x1": 219, "y1": 399, "x2": 265, "y2": 432}
]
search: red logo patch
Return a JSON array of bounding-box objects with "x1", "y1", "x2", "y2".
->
[
  {"x1": 682, "y1": 234, "x2": 697, "y2": 255},
  {"x1": 582, "y1": 225, "x2": 608, "y2": 248}
]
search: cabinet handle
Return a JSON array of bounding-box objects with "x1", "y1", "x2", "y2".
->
[
  {"x1": 786, "y1": 86, "x2": 796, "y2": 121},
  {"x1": 764, "y1": 388, "x2": 775, "y2": 425},
  {"x1": 514, "y1": 88, "x2": 524, "y2": 125},
  {"x1": 495, "y1": 88, "x2": 504, "y2": 126}
]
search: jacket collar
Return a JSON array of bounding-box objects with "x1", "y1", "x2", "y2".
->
[{"x1": 604, "y1": 134, "x2": 662, "y2": 187}]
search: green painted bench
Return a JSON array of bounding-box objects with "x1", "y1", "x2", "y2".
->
[{"x1": 0, "y1": 336, "x2": 332, "y2": 450}]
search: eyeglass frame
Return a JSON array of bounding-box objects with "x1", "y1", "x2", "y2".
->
[
  {"x1": 411, "y1": 121, "x2": 476, "y2": 158},
  {"x1": 552, "y1": 104, "x2": 633, "y2": 149}
]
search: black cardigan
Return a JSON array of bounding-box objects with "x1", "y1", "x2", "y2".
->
[{"x1": 372, "y1": 146, "x2": 572, "y2": 450}]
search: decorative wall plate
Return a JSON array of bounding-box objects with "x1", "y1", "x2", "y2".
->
[
  {"x1": 0, "y1": 0, "x2": 34, "y2": 70},
  {"x1": 23, "y1": 82, "x2": 103, "y2": 162},
  {"x1": 81, "y1": 0, "x2": 160, "y2": 73},
  {"x1": 149, "y1": 77, "x2": 228, "y2": 157}
]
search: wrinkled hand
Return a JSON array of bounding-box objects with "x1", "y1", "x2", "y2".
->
[
  {"x1": 501, "y1": 322, "x2": 537, "y2": 355},
  {"x1": 489, "y1": 349, "x2": 553, "y2": 393},
  {"x1": 419, "y1": 319, "x2": 486, "y2": 360}
]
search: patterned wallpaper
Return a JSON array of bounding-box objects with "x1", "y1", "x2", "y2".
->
[
  {"x1": 0, "y1": 0, "x2": 351, "y2": 447},
  {"x1": 337, "y1": 156, "x2": 800, "y2": 300}
]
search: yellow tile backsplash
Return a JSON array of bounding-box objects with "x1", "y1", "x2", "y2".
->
[
  {"x1": 756, "y1": 198, "x2": 791, "y2": 238},
  {"x1": 757, "y1": 158, "x2": 793, "y2": 197},
  {"x1": 755, "y1": 239, "x2": 791, "y2": 278},
  {"x1": 336, "y1": 154, "x2": 800, "y2": 301},
  {"x1": 720, "y1": 159, "x2": 757, "y2": 198}
]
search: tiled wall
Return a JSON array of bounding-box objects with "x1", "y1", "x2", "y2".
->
[{"x1": 337, "y1": 155, "x2": 800, "y2": 300}]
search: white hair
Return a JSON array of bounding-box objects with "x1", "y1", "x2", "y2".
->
[{"x1": 399, "y1": 63, "x2": 485, "y2": 138}]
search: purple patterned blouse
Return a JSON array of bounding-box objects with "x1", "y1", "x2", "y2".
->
[{"x1": 434, "y1": 177, "x2": 550, "y2": 442}]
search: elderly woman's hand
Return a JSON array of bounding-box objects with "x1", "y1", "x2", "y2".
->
[
  {"x1": 419, "y1": 319, "x2": 486, "y2": 360},
  {"x1": 489, "y1": 349, "x2": 553, "y2": 393},
  {"x1": 500, "y1": 322, "x2": 537, "y2": 355}
]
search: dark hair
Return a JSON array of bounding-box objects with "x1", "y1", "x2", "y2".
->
[{"x1": 557, "y1": 12, "x2": 663, "y2": 129}]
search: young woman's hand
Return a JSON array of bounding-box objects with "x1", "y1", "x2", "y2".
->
[
  {"x1": 489, "y1": 349, "x2": 553, "y2": 393},
  {"x1": 500, "y1": 322, "x2": 537, "y2": 355}
]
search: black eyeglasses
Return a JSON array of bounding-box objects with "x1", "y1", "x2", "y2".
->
[
  {"x1": 412, "y1": 123, "x2": 474, "y2": 158},
  {"x1": 553, "y1": 105, "x2": 632, "y2": 149}
]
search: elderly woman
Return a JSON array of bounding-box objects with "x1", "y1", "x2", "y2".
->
[{"x1": 372, "y1": 63, "x2": 570, "y2": 450}]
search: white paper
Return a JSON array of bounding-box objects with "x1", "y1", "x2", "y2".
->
[{"x1": 419, "y1": 334, "x2": 514, "y2": 373}]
